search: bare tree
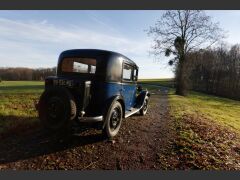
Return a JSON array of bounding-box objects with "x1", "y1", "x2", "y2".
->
[{"x1": 148, "y1": 10, "x2": 224, "y2": 96}]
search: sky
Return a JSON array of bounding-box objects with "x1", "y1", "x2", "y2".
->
[{"x1": 0, "y1": 10, "x2": 240, "y2": 78}]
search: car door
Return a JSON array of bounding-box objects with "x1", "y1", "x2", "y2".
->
[{"x1": 121, "y1": 63, "x2": 137, "y2": 111}]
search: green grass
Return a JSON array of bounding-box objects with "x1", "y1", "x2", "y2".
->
[
  {"x1": 0, "y1": 81, "x2": 44, "y2": 94},
  {"x1": 140, "y1": 78, "x2": 240, "y2": 132},
  {"x1": 139, "y1": 78, "x2": 174, "y2": 88},
  {"x1": 0, "y1": 81, "x2": 44, "y2": 134},
  {"x1": 169, "y1": 90, "x2": 240, "y2": 133},
  {"x1": 168, "y1": 90, "x2": 240, "y2": 170},
  {"x1": 1, "y1": 79, "x2": 239, "y2": 141}
]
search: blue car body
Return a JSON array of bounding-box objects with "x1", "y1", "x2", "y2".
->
[{"x1": 41, "y1": 49, "x2": 150, "y2": 127}]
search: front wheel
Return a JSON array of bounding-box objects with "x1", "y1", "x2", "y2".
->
[
  {"x1": 140, "y1": 96, "x2": 149, "y2": 116},
  {"x1": 103, "y1": 101, "x2": 123, "y2": 139}
]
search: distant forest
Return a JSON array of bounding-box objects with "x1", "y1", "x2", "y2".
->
[
  {"x1": 0, "y1": 67, "x2": 56, "y2": 81},
  {"x1": 187, "y1": 44, "x2": 240, "y2": 100}
]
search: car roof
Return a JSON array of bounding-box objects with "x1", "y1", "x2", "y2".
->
[{"x1": 60, "y1": 49, "x2": 138, "y2": 67}]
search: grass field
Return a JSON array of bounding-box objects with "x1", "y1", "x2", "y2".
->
[
  {"x1": 0, "y1": 80, "x2": 239, "y2": 137},
  {"x1": 0, "y1": 81, "x2": 44, "y2": 135},
  {"x1": 139, "y1": 78, "x2": 174, "y2": 88},
  {"x1": 140, "y1": 79, "x2": 240, "y2": 169},
  {"x1": 0, "y1": 81, "x2": 44, "y2": 94},
  {"x1": 168, "y1": 90, "x2": 240, "y2": 169},
  {"x1": 169, "y1": 90, "x2": 240, "y2": 133},
  {"x1": 140, "y1": 78, "x2": 240, "y2": 133}
]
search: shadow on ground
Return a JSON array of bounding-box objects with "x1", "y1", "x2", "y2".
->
[
  {"x1": 0, "y1": 89, "x2": 168, "y2": 167},
  {"x1": 0, "y1": 115, "x2": 105, "y2": 165}
]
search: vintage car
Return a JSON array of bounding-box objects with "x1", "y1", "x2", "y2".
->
[{"x1": 37, "y1": 49, "x2": 150, "y2": 138}]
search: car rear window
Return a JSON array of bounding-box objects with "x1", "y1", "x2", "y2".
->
[{"x1": 61, "y1": 57, "x2": 97, "y2": 74}]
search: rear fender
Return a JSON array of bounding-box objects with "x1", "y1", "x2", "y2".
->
[{"x1": 136, "y1": 90, "x2": 150, "y2": 108}]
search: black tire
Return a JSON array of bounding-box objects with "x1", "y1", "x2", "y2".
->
[
  {"x1": 38, "y1": 87, "x2": 76, "y2": 133},
  {"x1": 140, "y1": 96, "x2": 149, "y2": 116},
  {"x1": 103, "y1": 101, "x2": 123, "y2": 139}
]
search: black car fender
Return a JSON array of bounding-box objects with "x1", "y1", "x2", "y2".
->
[
  {"x1": 102, "y1": 95, "x2": 125, "y2": 129},
  {"x1": 136, "y1": 90, "x2": 150, "y2": 107}
]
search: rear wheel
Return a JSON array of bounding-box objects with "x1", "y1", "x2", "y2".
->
[
  {"x1": 103, "y1": 101, "x2": 123, "y2": 139},
  {"x1": 38, "y1": 87, "x2": 76, "y2": 134},
  {"x1": 140, "y1": 96, "x2": 149, "y2": 116}
]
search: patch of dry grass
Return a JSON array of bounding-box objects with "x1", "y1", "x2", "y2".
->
[{"x1": 169, "y1": 91, "x2": 240, "y2": 170}]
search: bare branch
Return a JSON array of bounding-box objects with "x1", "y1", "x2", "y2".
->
[{"x1": 147, "y1": 10, "x2": 225, "y2": 61}]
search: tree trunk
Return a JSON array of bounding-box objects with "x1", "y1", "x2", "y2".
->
[{"x1": 175, "y1": 57, "x2": 188, "y2": 96}]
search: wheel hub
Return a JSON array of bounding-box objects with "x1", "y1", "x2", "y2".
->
[
  {"x1": 46, "y1": 97, "x2": 65, "y2": 124},
  {"x1": 110, "y1": 107, "x2": 121, "y2": 130}
]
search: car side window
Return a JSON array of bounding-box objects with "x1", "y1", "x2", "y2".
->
[
  {"x1": 133, "y1": 68, "x2": 138, "y2": 81},
  {"x1": 123, "y1": 64, "x2": 133, "y2": 81}
]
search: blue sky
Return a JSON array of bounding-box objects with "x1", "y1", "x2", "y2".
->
[{"x1": 0, "y1": 10, "x2": 240, "y2": 78}]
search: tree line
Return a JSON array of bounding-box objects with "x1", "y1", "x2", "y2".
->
[
  {"x1": 187, "y1": 44, "x2": 240, "y2": 100},
  {"x1": 147, "y1": 10, "x2": 240, "y2": 100},
  {"x1": 0, "y1": 67, "x2": 56, "y2": 81}
]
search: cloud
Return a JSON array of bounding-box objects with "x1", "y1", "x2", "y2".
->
[
  {"x1": 0, "y1": 18, "x2": 151, "y2": 66},
  {"x1": 0, "y1": 17, "x2": 173, "y2": 78}
]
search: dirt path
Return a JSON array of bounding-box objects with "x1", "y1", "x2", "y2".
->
[{"x1": 0, "y1": 90, "x2": 177, "y2": 170}]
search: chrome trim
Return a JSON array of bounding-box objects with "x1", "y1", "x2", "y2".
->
[
  {"x1": 78, "y1": 116, "x2": 103, "y2": 122},
  {"x1": 125, "y1": 108, "x2": 140, "y2": 118},
  {"x1": 80, "y1": 111, "x2": 85, "y2": 116}
]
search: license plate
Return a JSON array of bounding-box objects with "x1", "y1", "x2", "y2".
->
[{"x1": 53, "y1": 79, "x2": 73, "y2": 87}]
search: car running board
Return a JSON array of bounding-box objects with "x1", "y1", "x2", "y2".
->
[
  {"x1": 125, "y1": 108, "x2": 141, "y2": 118},
  {"x1": 124, "y1": 98, "x2": 147, "y2": 118},
  {"x1": 78, "y1": 116, "x2": 103, "y2": 122}
]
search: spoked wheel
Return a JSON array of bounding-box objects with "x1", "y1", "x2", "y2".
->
[
  {"x1": 103, "y1": 101, "x2": 123, "y2": 138},
  {"x1": 140, "y1": 96, "x2": 149, "y2": 116}
]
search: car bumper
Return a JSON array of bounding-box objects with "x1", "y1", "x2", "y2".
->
[{"x1": 78, "y1": 116, "x2": 103, "y2": 122}]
